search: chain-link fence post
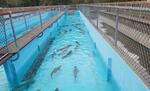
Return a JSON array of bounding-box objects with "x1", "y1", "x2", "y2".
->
[
  {"x1": 23, "y1": 9, "x2": 28, "y2": 31},
  {"x1": 9, "y1": 11, "x2": 18, "y2": 48},
  {"x1": 115, "y1": 8, "x2": 119, "y2": 46},
  {"x1": 97, "y1": 14, "x2": 99, "y2": 29},
  {"x1": 39, "y1": 8, "x2": 43, "y2": 29}
]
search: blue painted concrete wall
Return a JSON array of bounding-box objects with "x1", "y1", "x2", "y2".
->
[
  {"x1": 4, "y1": 13, "x2": 66, "y2": 87},
  {"x1": 80, "y1": 11, "x2": 149, "y2": 91}
]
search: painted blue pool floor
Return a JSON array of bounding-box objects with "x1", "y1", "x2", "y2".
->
[{"x1": 23, "y1": 12, "x2": 119, "y2": 91}]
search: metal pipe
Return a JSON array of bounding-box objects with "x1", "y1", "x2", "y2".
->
[
  {"x1": 3, "y1": 60, "x2": 18, "y2": 87},
  {"x1": 115, "y1": 9, "x2": 119, "y2": 46},
  {"x1": 11, "y1": 53, "x2": 20, "y2": 62},
  {"x1": 39, "y1": 9, "x2": 43, "y2": 29},
  {"x1": 22, "y1": 11, "x2": 28, "y2": 30},
  {"x1": 107, "y1": 57, "x2": 112, "y2": 82},
  {"x1": 97, "y1": 15, "x2": 99, "y2": 29},
  {"x1": 9, "y1": 11, "x2": 18, "y2": 47}
]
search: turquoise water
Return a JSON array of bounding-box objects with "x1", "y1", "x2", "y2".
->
[
  {"x1": 17, "y1": 11, "x2": 119, "y2": 91},
  {"x1": 0, "y1": 10, "x2": 149, "y2": 91}
]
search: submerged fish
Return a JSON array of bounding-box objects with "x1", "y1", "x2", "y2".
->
[
  {"x1": 64, "y1": 30, "x2": 68, "y2": 33},
  {"x1": 79, "y1": 29, "x2": 85, "y2": 34},
  {"x1": 55, "y1": 88, "x2": 59, "y2": 91},
  {"x1": 57, "y1": 48, "x2": 67, "y2": 56},
  {"x1": 73, "y1": 66, "x2": 79, "y2": 80},
  {"x1": 78, "y1": 27, "x2": 85, "y2": 34},
  {"x1": 62, "y1": 50, "x2": 72, "y2": 59},
  {"x1": 61, "y1": 25, "x2": 68, "y2": 27},
  {"x1": 57, "y1": 45, "x2": 72, "y2": 52},
  {"x1": 51, "y1": 65, "x2": 62, "y2": 79},
  {"x1": 51, "y1": 52, "x2": 56, "y2": 61},
  {"x1": 36, "y1": 89, "x2": 41, "y2": 91},
  {"x1": 69, "y1": 29, "x2": 72, "y2": 32},
  {"x1": 74, "y1": 41, "x2": 80, "y2": 49},
  {"x1": 75, "y1": 41, "x2": 80, "y2": 45}
]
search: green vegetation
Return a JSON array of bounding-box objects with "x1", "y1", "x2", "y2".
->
[
  {"x1": 0, "y1": 0, "x2": 143, "y2": 7},
  {"x1": 0, "y1": 0, "x2": 78, "y2": 7}
]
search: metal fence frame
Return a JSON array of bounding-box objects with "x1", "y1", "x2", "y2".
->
[
  {"x1": 0, "y1": 5, "x2": 71, "y2": 64},
  {"x1": 80, "y1": 2, "x2": 150, "y2": 88}
]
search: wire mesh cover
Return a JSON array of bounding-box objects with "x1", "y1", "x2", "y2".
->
[
  {"x1": 0, "y1": 16, "x2": 8, "y2": 55},
  {"x1": 80, "y1": 2, "x2": 150, "y2": 87},
  {"x1": 0, "y1": 10, "x2": 47, "y2": 55}
]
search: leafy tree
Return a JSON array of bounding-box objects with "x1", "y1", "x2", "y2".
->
[{"x1": 0, "y1": 0, "x2": 145, "y2": 7}]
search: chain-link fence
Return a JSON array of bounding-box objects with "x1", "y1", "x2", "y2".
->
[
  {"x1": 0, "y1": 6, "x2": 67, "y2": 64},
  {"x1": 80, "y1": 2, "x2": 150, "y2": 87},
  {"x1": 0, "y1": 16, "x2": 8, "y2": 55}
]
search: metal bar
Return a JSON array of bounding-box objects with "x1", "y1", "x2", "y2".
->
[
  {"x1": 56, "y1": 11, "x2": 59, "y2": 30},
  {"x1": 82, "y1": 4, "x2": 150, "y2": 12},
  {"x1": 3, "y1": 60, "x2": 18, "y2": 87},
  {"x1": 9, "y1": 12, "x2": 18, "y2": 47},
  {"x1": 23, "y1": 11, "x2": 28, "y2": 30},
  {"x1": 0, "y1": 6, "x2": 54, "y2": 15},
  {"x1": 97, "y1": 15, "x2": 99, "y2": 29},
  {"x1": 0, "y1": 53, "x2": 9, "y2": 61},
  {"x1": 39, "y1": 9, "x2": 43, "y2": 29},
  {"x1": 107, "y1": 57, "x2": 112, "y2": 82},
  {"x1": 115, "y1": 9, "x2": 119, "y2": 46}
]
